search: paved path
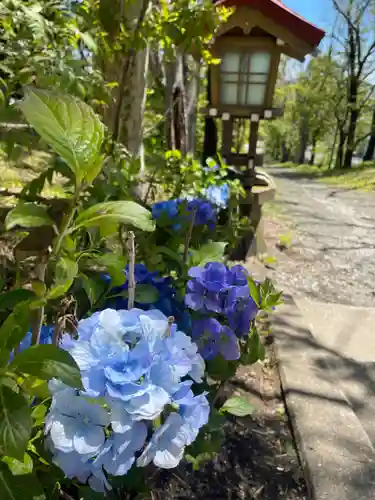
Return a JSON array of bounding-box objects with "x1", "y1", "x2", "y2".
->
[
  {"x1": 267, "y1": 167, "x2": 375, "y2": 306},
  {"x1": 259, "y1": 168, "x2": 375, "y2": 497}
]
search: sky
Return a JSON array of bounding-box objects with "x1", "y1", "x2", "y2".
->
[{"x1": 283, "y1": 0, "x2": 336, "y2": 34}]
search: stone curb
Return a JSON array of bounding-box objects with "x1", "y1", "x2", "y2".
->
[{"x1": 272, "y1": 295, "x2": 375, "y2": 500}]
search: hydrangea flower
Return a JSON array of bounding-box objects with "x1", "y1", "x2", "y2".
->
[
  {"x1": 192, "y1": 317, "x2": 240, "y2": 361},
  {"x1": 185, "y1": 262, "x2": 260, "y2": 344},
  {"x1": 45, "y1": 308, "x2": 209, "y2": 491},
  {"x1": 137, "y1": 391, "x2": 209, "y2": 469},
  {"x1": 204, "y1": 184, "x2": 230, "y2": 209},
  {"x1": 152, "y1": 198, "x2": 216, "y2": 230},
  {"x1": 105, "y1": 264, "x2": 191, "y2": 332}
]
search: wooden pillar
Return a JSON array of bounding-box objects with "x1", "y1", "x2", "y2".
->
[{"x1": 221, "y1": 115, "x2": 233, "y2": 158}]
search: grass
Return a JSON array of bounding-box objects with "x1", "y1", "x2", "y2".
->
[
  {"x1": 272, "y1": 161, "x2": 375, "y2": 191},
  {"x1": 0, "y1": 146, "x2": 66, "y2": 205}
]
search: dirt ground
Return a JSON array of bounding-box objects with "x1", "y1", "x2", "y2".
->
[{"x1": 153, "y1": 345, "x2": 307, "y2": 500}]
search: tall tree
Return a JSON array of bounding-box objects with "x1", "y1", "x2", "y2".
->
[{"x1": 332, "y1": 0, "x2": 375, "y2": 168}]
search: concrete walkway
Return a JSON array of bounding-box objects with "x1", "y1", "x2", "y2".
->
[
  {"x1": 272, "y1": 296, "x2": 375, "y2": 500},
  {"x1": 246, "y1": 163, "x2": 375, "y2": 498}
]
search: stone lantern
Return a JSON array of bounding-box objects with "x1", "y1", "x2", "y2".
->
[{"x1": 203, "y1": 0, "x2": 325, "y2": 170}]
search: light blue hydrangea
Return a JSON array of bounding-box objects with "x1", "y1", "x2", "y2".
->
[{"x1": 45, "y1": 308, "x2": 209, "y2": 493}]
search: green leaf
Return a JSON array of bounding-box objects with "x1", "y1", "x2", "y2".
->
[
  {"x1": 18, "y1": 87, "x2": 104, "y2": 184},
  {"x1": 31, "y1": 403, "x2": 47, "y2": 424},
  {"x1": 0, "y1": 462, "x2": 45, "y2": 500},
  {"x1": 81, "y1": 274, "x2": 109, "y2": 307},
  {"x1": 2, "y1": 453, "x2": 33, "y2": 476},
  {"x1": 5, "y1": 203, "x2": 53, "y2": 231},
  {"x1": 0, "y1": 386, "x2": 32, "y2": 460},
  {"x1": 21, "y1": 378, "x2": 49, "y2": 400},
  {"x1": 0, "y1": 350, "x2": 10, "y2": 370},
  {"x1": 220, "y1": 396, "x2": 255, "y2": 417},
  {"x1": 0, "y1": 290, "x2": 36, "y2": 311},
  {"x1": 47, "y1": 257, "x2": 78, "y2": 300},
  {"x1": 0, "y1": 302, "x2": 32, "y2": 351},
  {"x1": 189, "y1": 242, "x2": 227, "y2": 266},
  {"x1": 91, "y1": 253, "x2": 126, "y2": 287},
  {"x1": 247, "y1": 276, "x2": 261, "y2": 307},
  {"x1": 134, "y1": 284, "x2": 160, "y2": 304},
  {"x1": 9, "y1": 345, "x2": 83, "y2": 389},
  {"x1": 206, "y1": 355, "x2": 238, "y2": 381},
  {"x1": 73, "y1": 201, "x2": 155, "y2": 232},
  {"x1": 241, "y1": 328, "x2": 265, "y2": 365}
]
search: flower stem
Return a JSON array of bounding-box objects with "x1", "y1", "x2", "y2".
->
[
  {"x1": 127, "y1": 231, "x2": 136, "y2": 309},
  {"x1": 31, "y1": 256, "x2": 48, "y2": 345},
  {"x1": 183, "y1": 207, "x2": 197, "y2": 263}
]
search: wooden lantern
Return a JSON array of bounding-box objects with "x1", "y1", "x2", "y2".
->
[{"x1": 203, "y1": 0, "x2": 325, "y2": 167}]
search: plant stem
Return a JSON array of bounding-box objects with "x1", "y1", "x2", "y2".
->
[
  {"x1": 31, "y1": 257, "x2": 48, "y2": 345},
  {"x1": 183, "y1": 207, "x2": 197, "y2": 263},
  {"x1": 127, "y1": 231, "x2": 136, "y2": 309},
  {"x1": 32, "y1": 190, "x2": 80, "y2": 345}
]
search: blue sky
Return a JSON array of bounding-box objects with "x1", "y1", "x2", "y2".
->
[{"x1": 284, "y1": 0, "x2": 335, "y2": 33}]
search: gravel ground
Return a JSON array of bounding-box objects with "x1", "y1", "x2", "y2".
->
[{"x1": 264, "y1": 167, "x2": 375, "y2": 306}]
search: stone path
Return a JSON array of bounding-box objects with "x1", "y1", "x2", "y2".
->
[
  {"x1": 257, "y1": 167, "x2": 375, "y2": 499},
  {"x1": 266, "y1": 167, "x2": 375, "y2": 307}
]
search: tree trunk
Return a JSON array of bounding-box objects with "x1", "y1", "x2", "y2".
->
[
  {"x1": 186, "y1": 56, "x2": 199, "y2": 154},
  {"x1": 295, "y1": 113, "x2": 309, "y2": 164},
  {"x1": 343, "y1": 107, "x2": 359, "y2": 168},
  {"x1": 120, "y1": 46, "x2": 150, "y2": 173},
  {"x1": 343, "y1": 33, "x2": 358, "y2": 169},
  {"x1": 165, "y1": 50, "x2": 188, "y2": 154},
  {"x1": 281, "y1": 142, "x2": 290, "y2": 163},
  {"x1": 309, "y1": 136, "x2": 317, "y2": 165},
  {"x1": 336, "y1": 128, "x2": 346, "y2": 169},
  {"x1": 363, "y1": 108, "x2": 375, "y2": 161},
  {"x1": 98, "y1": 0, "x2": 151, "y2": 172}
]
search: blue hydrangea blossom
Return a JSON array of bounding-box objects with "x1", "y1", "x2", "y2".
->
[
  {"x1": 185, "y1": 263, "x2": 260, "y2": 359},
  {"x1": 45, "y1": 309, "x2": 209, "y2": 492}
]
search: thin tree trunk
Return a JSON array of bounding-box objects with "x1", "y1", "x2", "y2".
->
[
  {"x1": 363, "y1": 108, "x2": 375, "y2": 161},
  {"x1": 336, "y1": 128, "x2": 346, "y2": 169},
  {"x1": 295, "y1": 113, "x2": 309, "y2": 164},
  {"x1": 281, "y1": 142, "x2": 289, "y2": 163},
  {"x1": 186, "y1": 56, "x2": 199, "y2": 154},
  {"x1": 309, "y1": 136, "x2": 317, "y2": 165}
]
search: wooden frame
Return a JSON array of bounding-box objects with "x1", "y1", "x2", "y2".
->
[{"x1": 210, "y1": 37, "x2": 280, "y2": 114}]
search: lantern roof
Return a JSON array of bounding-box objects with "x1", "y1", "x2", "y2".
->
[{"x1": 214, "y1": 0, "x2": 325, "y2": 50}]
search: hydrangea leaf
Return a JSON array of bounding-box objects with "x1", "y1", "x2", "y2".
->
[
  {"x1": 220, "y1": 396, "x2": 255, "y2": 417},
  {"x1": 18, "y1": 87, "x2": 104, "y2": 185},
  {"x1": 73, "y1": 201, "x2": 155, "y2": 232},
  {"x1": 0, "y1": 386, "x2": 32, "y2": 460},
  {"x1": 9, "y1": 345, "x2": 83, "y2": 389},
  {"x1": 2, "y1": 452, "x2": 33, "y2": 476},
  {"x1": 47, "y1": 257, "x2": 78, "y2": 300},
  {"x1": 5, "y1": 202, "x2": 53, "y2": 231},
  {"x1": 189, "y1": 242, "x2": 227, "y2": 267},
  {"x1": 0, "y1": 302, "x2": 31, "y2": 351},
  {"x1": 0, "y1": 462, "x2": 45, "y2": 500}
]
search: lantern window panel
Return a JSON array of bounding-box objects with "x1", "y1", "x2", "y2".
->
[{"x1": 220, "y1": 51, "x2": 272, "y2": 107}]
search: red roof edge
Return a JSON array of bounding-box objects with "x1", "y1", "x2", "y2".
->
[{"x1": 214, "y1": 0, "x2": 325, "y2": 49}]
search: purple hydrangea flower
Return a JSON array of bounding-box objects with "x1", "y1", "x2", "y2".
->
[
  {"x1": 192, "y1": 317, "x2": 240, "y2": 361},
  {"x1": 185, "y1": 263, "x2": 260, "y2": 340}
]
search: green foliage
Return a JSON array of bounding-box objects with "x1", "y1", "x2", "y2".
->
[
  {"x1": 5, "y1": 203, "x2": 53, "y2": 230},
  {"x1": 220, "y1": 396, "x2": 255, "y2": 417},
  {"x1": 0, "y1": 386, "x2": 32, "y2": 459},
  {"x1": 74, "y1": 201, "x2": 155, "y2": 233},
  {"x1": 19, "y1": 88, "x2": 104, "y2": 186},
  {"x1": 9, "y1": 344, "x2": 82, "y2": 388}
]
